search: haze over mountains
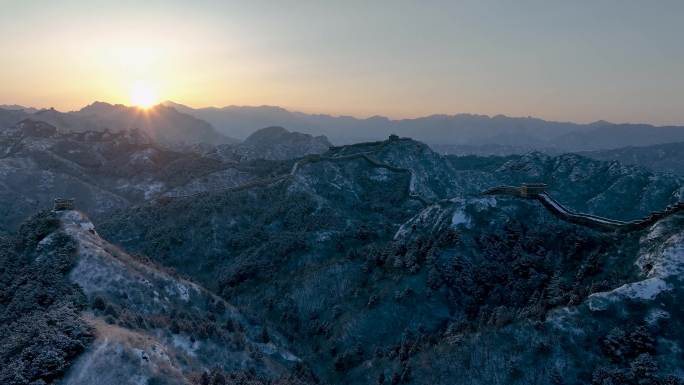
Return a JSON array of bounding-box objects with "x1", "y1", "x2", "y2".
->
[
  {"x1": 582, "y1": 142, "x2": 684, "y2": 176},
  {"x1": 163, "y1": 101, "x2": 684, "y2": 153},
  {"x1": 0, "y1": 102, "x2": 235, "y2": 147},
  {"x1": 4, "y1": 102, "x2": 684, "y2": 158}
]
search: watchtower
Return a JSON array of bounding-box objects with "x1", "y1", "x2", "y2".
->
[
  {"x1": 520, "y1": 183, "x2": 547, "y2": 197},
  {"x1": 54, "y1": 198, "x2": 75, "y2": 211},
  {"x1": 388, "y1": 134, "x2": 399, "y2": 142}
]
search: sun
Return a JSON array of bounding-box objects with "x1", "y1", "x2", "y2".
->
[{"x1": 130, "y1": 82, "x2": 158, "y2": 108}]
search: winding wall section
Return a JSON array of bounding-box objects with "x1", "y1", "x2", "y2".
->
[
  {"x1": 482, "y1": 185, "x2": 684, "y2": 232},
  {"x1": 167, "y1": 137, "x2": 430, "y2": 205}
]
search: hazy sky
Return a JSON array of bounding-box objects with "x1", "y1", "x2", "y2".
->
[{"x1": 1, "y1": 1, "x2": 683, "y2": 124}]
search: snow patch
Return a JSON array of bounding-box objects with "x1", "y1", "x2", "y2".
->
[
  {"x1": 394, "y1": 204, "x2": 442, "y2": 240},
  {"x1": 177, "y1": 284, "x2": 190, "y2": 301},
  {"x1": 256, "y1": 342, "x2": 277, "y2": 355},
  {"x1": 472, "y1": 196, "x2": 496, "y2": 209},
  {"x1": 587, "y1": 277, "x2": 671, "y2": 311},
  {"x1": 637, "y1": 232, "x2": 684, "y2": 279},
  {"x1": 171, "y1": 334, "x2": 200, "y2": 357},
  {"x1": 142, "y1": 182, "x2": 164, "y2": 200},
  {"x1": 585, "y1": 225, "x2": 684, "y2": 312},
  {"x1": 316, "y1": 231, "x2": 334, "y2": 242},
  {"x1": 451, "y1": 209, "x2": 471, "y2": 228},
  {"x1": 369, "y1": 168, "x2": 390, "y2": 181},
  {"x1": 645, "y1": 308, "x2": 670, "y2": 325}
]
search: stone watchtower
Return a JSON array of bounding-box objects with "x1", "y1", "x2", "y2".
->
[
  {"x1": 520, "y1": 183, "x2": 547, "y2": 197},
  {"x1": 54, "y1": 198, "x2": 75, "y2": 211}
]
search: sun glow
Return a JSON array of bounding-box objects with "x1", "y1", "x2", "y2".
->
[{"x1": 130, "y1": 81, "x2": 158, "y2": 108}]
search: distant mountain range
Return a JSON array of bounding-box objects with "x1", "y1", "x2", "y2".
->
[
  {"x1": 4, "y1": 101, "x2": 684, "y2": 155},
  {"x1": 0, "y1": 104, "x2": 37, "y2": 113},
  {"x1": 582, "y1": 141, "x2": 684, "y2": 176},
  {"x1": 0, "y1": 102, "x2": 236, "y2": 146},
  {"x1": 163, "y1": 101, "x2": 684, "y2": 152}
]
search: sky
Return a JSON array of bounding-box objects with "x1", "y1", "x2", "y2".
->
[{"x1": 1, "y1": 0, "x2": 683, "y2": 124}]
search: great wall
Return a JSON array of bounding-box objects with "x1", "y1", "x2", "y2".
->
[
  {"x1": 77, "y1": 133, "x2": 683, "y2": 233},
  {"x1": 482, "y1": 183, "x2": 684, "y2": 232},
  {"x1": 164, "y1": 135, "x2": 431, "y2": 205}
]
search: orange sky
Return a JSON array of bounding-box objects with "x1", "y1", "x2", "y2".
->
[{"x1": 1, "y1": 1, "x2": 683, "y2": 124}]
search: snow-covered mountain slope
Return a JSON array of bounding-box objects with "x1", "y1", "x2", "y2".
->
[
  {"x1": 0, "y1": 119, "x2": 265, "y2": 231},
  {"x1": 98, "y1": 134, "x2": 684, "y2": 383},
  {"x1": 4, "y1": 130, "x2": 684, "y2": 384},
  {"x1": 54, "y1": 209, "x2": 302, "y2": 385}
]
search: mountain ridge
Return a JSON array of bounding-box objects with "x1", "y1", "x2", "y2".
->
[
  {"x1": 1, "y1": 103, "x2": 236, "y2": 146},
  {"x1": 581, "y1": 141, "x2": 684, "y2": 176},
  {"x1": 55, "y1": 209, "x2": 305, "y2": 385},
  {"x1": 96, "y1": 139, "x2": 684, "y2": 383},
  {"x1": 160, "y1": 101, "x2": 684, "y2": 152}
]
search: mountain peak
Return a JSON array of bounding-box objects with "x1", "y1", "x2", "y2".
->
[
  {"x1": 14, "y1": 118, "x2": 57, "y2": 137},
  {"x1": 243, "y1": 126, "x2": 290, "y2": 143},
  {"x1": 212, "y1": 126, "x2": 332, "y2": 161},
  {"x1": 78, "y1": 101, "x2": 125, "y2": 114},
  {"x1": 590, "y1": 119, "x2": 612, "y2": 125}
]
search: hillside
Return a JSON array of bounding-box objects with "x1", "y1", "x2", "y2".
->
[
  {"x1": 98, "y1": 137, "x2": 684, "y2": 384},
  {"x1": 1, "y1": 121, "x2": 679, "y2": 228},
  {"x1": 0, "y1": 119, "x2": 291, "y2": 232},
  {"x1": 0, "y1": 209, "x2": 312, "y2": 385},
  {"x1": 2, "y1": 131, "x2": 684, "y2": 384}
]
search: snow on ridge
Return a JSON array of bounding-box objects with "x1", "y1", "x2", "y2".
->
[
  {"x1": 587, "y1": 277, "x2": 672, "y2": 311},
  {"x1": 586, "y1": 226, "x2": 684, "y2": 311}
]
